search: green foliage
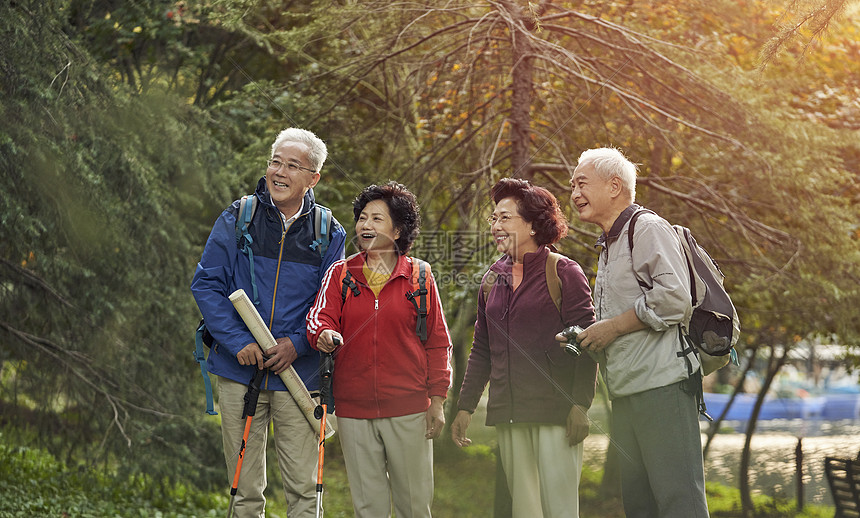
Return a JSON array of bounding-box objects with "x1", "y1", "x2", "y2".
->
[
  {"x1": 0, "y1": 429, "x2": 836, "y2": 517},
  {"x1": 705, "y1": 480, "x2": 834, "y2": 517},
  {"x1": 2, "y1": 0, "x2": 860, "y2": 508},
  {"x1": 0, "y1": 436, "x2": 223, "y2": 517},
  {"x1": 0, "y1": 0, "x2": 231, "y2": 488}
]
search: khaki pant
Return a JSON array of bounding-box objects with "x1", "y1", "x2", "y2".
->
[
  {"x1": 338, "y1": 413, "x2": 434, "y2": 518},
  {"x1": 497, "y1": 423, "x2": 584, "y2": 518},
  {"x1": 219, "y1": 376, "x2": 318, "y2": 518}
]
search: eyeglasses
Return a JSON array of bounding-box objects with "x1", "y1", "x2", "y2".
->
[
  {"x1": 486, "y1": 214, "x2": 522, "y2": 225},
  {"x1": 266, "y1": 159, "x2": 316, "y2": 174}
]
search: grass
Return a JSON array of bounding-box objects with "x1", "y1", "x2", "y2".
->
[{"x1": 0, "y1": 426, "x2": 837, "y2": 518}]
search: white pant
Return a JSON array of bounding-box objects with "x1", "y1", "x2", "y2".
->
[
  {"x1": 338, "y1": 413, "x2": 434, "y2": 518},
  {"x1": 218, "y1": 376, "x2": 319, "y2": 518},
  {"x1": 497, "y1": 423, "x2": 584, "y2": 518}
]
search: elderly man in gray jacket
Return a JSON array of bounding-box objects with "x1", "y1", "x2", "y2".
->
[{"x1": 562, "y1": 147, "x2": 709, "y2": 518}]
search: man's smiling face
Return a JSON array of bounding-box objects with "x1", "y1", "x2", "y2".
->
[
  {"x1": 266, "y1": 141, "x2": 320, "y2": 215},
  {"x1": 570, "y1": 162, "x2": 614, "y2": 230}
]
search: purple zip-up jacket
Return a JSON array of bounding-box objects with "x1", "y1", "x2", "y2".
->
[{"x1": 457, "y1": 246, "x2": 598, "y2": 426}]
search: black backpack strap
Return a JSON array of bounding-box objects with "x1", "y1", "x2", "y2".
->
[
  {"x1": 341, "y1": 271, "x2": 361, "y2": 302},
  {"x1": 405, "y1": 259, "x2": 429, "y2": 341},
  {"x1": 627, "y1": 208, "x2": 653, "y2": 290},
  {"x1": 677, "y1": 326, "x2": 712, "y2": 421},
  {"x1": 686, "y1": 366, "x2": 712, "y2": 421},
  {"x1": 676, "y1": 327, "x2": 697, "y2": 374}
]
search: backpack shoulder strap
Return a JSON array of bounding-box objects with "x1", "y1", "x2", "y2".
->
[
  {"x1": 339, "y1": 259, "x2": 362, "y2": 303},
  {"x1": 194, "y1": 319, "x2": 218, "y2": 416},
  {"x1": 673, "y1": 225, "x2": 703, "y2": 307},
  {"x1": 236, "y1": 194, "x2": 260, "y2": 305},
  {"x1": 627, "y1": 208, "x2": 654, "y2": 290},
  {"x1": 545, "y1": 252, "x2": 563, "y2": 315},
  {"x1": 311, "y1": 205, "x2": 332, "y2": 257},
  {"x1": 481, "y1": 270, "x2": 499, "y2": 306},
  {"x1": 626, "y1": 207, "x2": 655, "y2": 252},
  {"x1": 405, "y1": 258, "x2": 430, "y2": 341}
]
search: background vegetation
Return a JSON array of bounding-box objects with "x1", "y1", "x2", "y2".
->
[{"x1": 1, "y1": 0, "x2": 858, "y2": 516}]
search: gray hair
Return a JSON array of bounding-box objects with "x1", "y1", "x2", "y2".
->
[
  {"x1": 577, "y1": 147, "x2": 637, "y2": 202},
  {"x1": 271, "y1": 128, "x2": 328, "y2": 173}
]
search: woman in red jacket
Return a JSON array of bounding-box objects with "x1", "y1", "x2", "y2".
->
[
  {"x1": 451, "y1": 178, "x2": 598, "y2": 518},
  {"x1": 306, "y1": 181, "x2": 453, "y2": 518}
]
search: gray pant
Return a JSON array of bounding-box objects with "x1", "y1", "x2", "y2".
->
[
  {"x1": 338, "y1": 413, "x2": 434, "y2": 518},
  {"x1": 611, "y1": 380, "x2": 710, "y2": 518}
]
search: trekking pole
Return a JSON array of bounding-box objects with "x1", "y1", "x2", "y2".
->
[
  {"x1": 226, "y1": 367, "x2": 266, "y2": 518},
  {"x1": 314, "y1": 340, "x2": 337, "y2": 518}
]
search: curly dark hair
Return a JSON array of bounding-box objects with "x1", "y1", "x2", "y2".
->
[
  {"x1": 353, "y1": 181, "x2": 421, "y2": 255},
  {"x1": 490, "y1": 178, "x2": 568, "y2": 246}
]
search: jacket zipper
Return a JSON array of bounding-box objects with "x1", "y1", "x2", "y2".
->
[
  {"x1": 501, "y1": 279, "x2": 514, "y2": 424},
  {"x1": 264, "y1": 216, "x2": 289, "y2": 390}
]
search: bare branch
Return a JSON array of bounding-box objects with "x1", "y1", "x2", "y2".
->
[{"x1": 0, "y1": 257, "x2": 75, "y2": 308}]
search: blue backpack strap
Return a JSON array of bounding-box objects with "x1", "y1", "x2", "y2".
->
[
  {"x1": 236, "y1": 195, "x2": 260, "y2": 305},
  {"x1": 310, "y1": 205, "x2": 332, "y2": 256},
  {"x1": 194, "y1": 320, "x2": 218, "y2": 415}
]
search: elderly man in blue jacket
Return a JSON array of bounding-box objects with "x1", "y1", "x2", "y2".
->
[{"x1": 191, "y1": 127, "x2": 346, "y2": 517}]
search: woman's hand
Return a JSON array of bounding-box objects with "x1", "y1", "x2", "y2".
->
[
  {"x1": 450, "y1": 410, "x2": 473, "y2": 447},
  {"x1": 317, "y1": 329, "x2": 343, "y2": 353},
  {"x1": 566, "y1": 405, "x2": 590, "y2": 446},
  {"x1": 425, "y1": 396, "x2": 445, "y2": 439}
]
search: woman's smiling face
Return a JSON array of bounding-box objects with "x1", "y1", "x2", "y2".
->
[
  {"x1": 355, "y1": 199, "x2": 401, "y2": 253},
  {"x1": 490, "y1": 197, "x2": 535, "y2": 258}
]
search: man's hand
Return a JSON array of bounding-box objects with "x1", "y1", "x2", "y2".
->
[
  {"x1": 425, "y1": 396, "x2": 445, "y2": 439},
  {"x1": 317, "y1": 329, "x2": 343, "y2": 353},
  {"x1": 556, "y1": 311, "x2": 646, "y2": 353},
  {"x1": 263, "y1": 337, "x2": 298, "y2": 375},
  {"x1": 571, "y1": 320, "x2": 617, "y2": 353},
  {"x1": 450, "y1": 410, "x2": 473, "y2": 447},
  {"x1": 237, "y1": 343, "x2": 265, "y2": 369},
  {"x1": 566, "y1": 405, "x2": 589, "y2": 446}
]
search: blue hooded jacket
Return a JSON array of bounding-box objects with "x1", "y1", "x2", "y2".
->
[{"x1": 191, "y1": 177, "x2": 346, "y2": 392}]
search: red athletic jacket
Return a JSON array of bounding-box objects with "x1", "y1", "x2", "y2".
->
[{"x1": 307, "y1": 253, "x2": 453, "y2": 419}]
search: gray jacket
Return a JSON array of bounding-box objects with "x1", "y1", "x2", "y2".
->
[{"x1": 592, "y1": 205, "x2": 699, "y2": 399}]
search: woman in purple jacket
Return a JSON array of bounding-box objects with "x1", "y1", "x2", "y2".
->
[{"x1": 451, "y1": 178, "x2": 598, "y2": 518}]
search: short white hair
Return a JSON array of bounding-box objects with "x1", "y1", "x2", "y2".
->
[
  {"x1": 271, "y1": 128, "x2": 328, "y2": 173},
  {"x1": 577, "y1": 147, "x2": 637, "y2": 201}
]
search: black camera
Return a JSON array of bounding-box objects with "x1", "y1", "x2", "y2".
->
[{"x1": 560, "y1": 325, "x2": 584, "y2": 357}]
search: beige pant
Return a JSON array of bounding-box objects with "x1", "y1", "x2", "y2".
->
[
  {"x1": 497, "y1": 423, "x2": 584, "y2": 518},
  {"x1": 219, "y1": 376, "x2": 318, "y2": 518},
  {"x1": 338, "y1": 413, "x2": 434, "y2": 518}
]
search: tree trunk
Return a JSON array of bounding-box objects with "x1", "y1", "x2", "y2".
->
[
  {"x1": 501, "y1": 1, "x2": 535, "y2": 179},
  {"x1": 739, "y1": 345, "x2": 789, "y2": 517},
  {"x1": 703, "y1": 347, "x2": 757, "y2": 459},
  {"x1": 509, "y1": 38, "x2": 533, "y2": 179}
]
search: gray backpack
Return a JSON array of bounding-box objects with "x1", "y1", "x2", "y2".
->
[{"x1": 629, "y1": 209, "x2": 740, "y2": 375}]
